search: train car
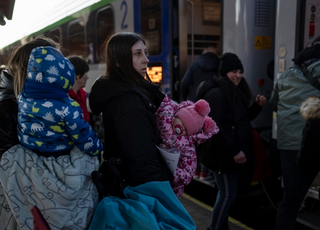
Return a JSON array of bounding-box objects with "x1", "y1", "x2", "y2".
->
[
  {"x1": 0, "y1": 0, "x2": 276, "y2": 130},
  {"x1": 0, "y1": 0, "x2": 319, "y2": 228}
]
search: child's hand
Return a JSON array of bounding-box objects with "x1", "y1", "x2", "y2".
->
[{"x1": 160, "y1": 143, "x2": 169, "y2": 149}]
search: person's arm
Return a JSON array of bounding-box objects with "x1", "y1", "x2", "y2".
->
[
  {"x1": 65, "y1": 103, "x2": 103, "y2": 156},
  {"x1": 111, "y1": 96, "x2": 172, "y2": 186},
  {"x1": 173, "y1": 146, "x2": 197, "y2": 188},
  {"x1": 204, "y1": 88, "x2": 240, "y2": 156},
  {"x1": 155, "y1": 94, "x2": 177, "y2": 141},
  {"x1": 188, "y1": 123, "x2": 219, "y2": 146}
]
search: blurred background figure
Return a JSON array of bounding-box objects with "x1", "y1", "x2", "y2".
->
[
  {"x1": 181, "y1": 47, "x2": 220, "y2": 102},
  {"x1": 68, "y1": 55, "x2": 91, "y2": 123}
]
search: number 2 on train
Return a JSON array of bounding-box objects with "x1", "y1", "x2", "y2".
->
[{"x1": 121, "y1": 1, "x2": 128, "y2": 30}]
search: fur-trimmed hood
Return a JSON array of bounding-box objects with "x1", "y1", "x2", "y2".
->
[{"x1": 300, "y1": 96, "x2": 320, "y2": 120}]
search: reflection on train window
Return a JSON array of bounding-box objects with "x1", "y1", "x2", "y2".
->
[
  {"x1": 141, "y1": 0, "x2": 162, "y2": 55},
  {"x1": 48, "y1": 28, "x2": 62, "y2": 45},
  {"x1": 68, "y1": 19, "x2": 85, "y2": 56},
  {"x1": 97, "y1": 7, "x2": 114, "y2": 63}
]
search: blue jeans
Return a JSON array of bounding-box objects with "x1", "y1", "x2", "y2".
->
[
  {"x1": 209, "y1": 172, "x2": 238, "y2": 230},
  {"x1": 275, "y1": 150, "x2": 318, "y2": 230}
]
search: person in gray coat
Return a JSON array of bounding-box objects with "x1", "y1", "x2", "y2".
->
[{"x1": 269, "y1": 36, "x2": 320, "y2": 230}]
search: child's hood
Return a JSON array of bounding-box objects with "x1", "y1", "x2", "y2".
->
[{"x1": 23, "y1": 46, "x2": 75, "y2": 98}]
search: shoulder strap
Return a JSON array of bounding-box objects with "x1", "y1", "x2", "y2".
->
[{"x1": 296, "y1": 64, "x2": 320, "y2": 91}]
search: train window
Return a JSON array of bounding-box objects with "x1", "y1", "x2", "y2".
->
[
  {"x1": 48, "y1": 28, "x2": 62, "y2": 45},
  {"x1": 68, "y1": 19, "x2": 86, "y2": 56},
  {"x1": 96, "y1": 7, "x2": 114, "y2": 63},
  {"x1": 141, "y1": 0, "x2": 162, "y2": 55}
]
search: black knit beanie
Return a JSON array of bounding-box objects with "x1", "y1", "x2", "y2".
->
[{"x1": 218, "y1": 53, "x2": 244, "y2": 76}]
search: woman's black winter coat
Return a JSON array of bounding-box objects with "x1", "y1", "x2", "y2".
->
[
  {"x1": 0, "y1": 70, "x2": 18, "y2": 158},
  {"x1": 196, "y1": 79, "x2": 262, "y2": 174},
  {"x1": 89, "y1": 78, "x2": 172, "y2": 190}
]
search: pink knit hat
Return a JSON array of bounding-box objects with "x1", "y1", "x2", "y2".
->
[{"x1": 174, "y1": 99, "x2": 215, "y2": 135}]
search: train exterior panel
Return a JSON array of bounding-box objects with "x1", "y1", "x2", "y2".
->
[{"x1": 223, "y1": 0, "x2": 276, "y2": 129}]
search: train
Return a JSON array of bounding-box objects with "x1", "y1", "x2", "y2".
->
[
  {"x1": 0, "y1": 0, "x2": 277, "y2": 129},
  {"x1": 0, "y1": 0, "x2": 320, "y2": 228}
]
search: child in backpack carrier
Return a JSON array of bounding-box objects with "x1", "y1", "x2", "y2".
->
[
  {"x1": 155, "y1": 95, "x2": 219, "y2": 199},
  {"x1": 17, "y1": 46, "x2": 103, "y2": 158}
]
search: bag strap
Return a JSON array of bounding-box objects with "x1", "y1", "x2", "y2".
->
[{"x1": 296, "y1": 64, "x2": 320, "y2": 91}]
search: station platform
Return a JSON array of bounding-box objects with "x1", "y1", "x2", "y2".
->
[{"x1": 180, "y1": 193, "x2": 254, "y2": 230}]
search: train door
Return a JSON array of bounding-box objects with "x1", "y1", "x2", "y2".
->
[
  {"x1": 178, "y1": 0, "x2": 276, "y2": 130},
  {"x1": 273, "y1": 0, "x2": 320, "y2": 228},
  {"x1": 177, "y1": 0, "x2": 222, "y2": 101}
]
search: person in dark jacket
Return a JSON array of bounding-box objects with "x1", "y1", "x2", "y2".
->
[
  {"x1": 297, "y1": 96, "x2": 320, "y2": 199},
  {"x1": 181, "y1": 47, "x2": 220, "y2": 102},
  {"x1": 67, "y1": 55, "x2": 91, "y2": 123},
  {"x1": 197, "y1": 53, "x2": 266, "y2": 230},
  {"x1": 0, "y1": 67, "x2": 18, "y2": 158},
  {"x1": 89, "y1": 32, "x2": 173, "y2": 190}
]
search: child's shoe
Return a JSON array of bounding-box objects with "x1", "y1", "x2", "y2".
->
[
  {"x1": 193, "y1": 170, "x2": 200, "y2": 179},
  {"x1": 199, "y1": 171, "x2": 214, "y2": 180}
]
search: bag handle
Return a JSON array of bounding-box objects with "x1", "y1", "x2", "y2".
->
[
  {"x1": 296, "y1": 64, "x2": 320, "y2": 91},
  {"x1": 91, "y1": 157, "x2": 127, "y2": 198}
]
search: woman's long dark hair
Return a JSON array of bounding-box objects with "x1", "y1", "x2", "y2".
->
[{"x1": 102, "y1": 32, "x2": 156, "y2": 100}]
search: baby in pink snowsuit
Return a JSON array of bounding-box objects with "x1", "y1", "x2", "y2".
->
[{"x1": 155, "y1": 95, "x2": 219, "y2": 199}]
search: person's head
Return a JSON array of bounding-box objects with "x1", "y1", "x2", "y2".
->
[
  {"x1": 218, "y1": 52, "x2": 244, "y2": 86},
  {"x1": 68, "y1": 55, "x2": 90, "y2": 89},
  {"x1": 25, "y1": 46, "x2": 75, "y2": 94},
  {"x1": 202, "y1": 47, "x2": 216, "y2": 55},
  {"x1": 173, "y1": 99, "x2": 215, "y2": 136},
  {"x1": 104, "y1": 31, "x2": 149, "y2": 83},
  {"x1": 7, "y1": 36, "x2": 60, "y2": 97}
]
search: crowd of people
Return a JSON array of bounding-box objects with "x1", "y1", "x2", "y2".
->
[{"x1": 0, "y1": 31, "x2": 319, "y2": 230}]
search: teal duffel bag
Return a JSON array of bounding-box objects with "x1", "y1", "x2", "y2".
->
[{"x1": 88, "y1": 181, "x2": 196, "y2": 230}]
